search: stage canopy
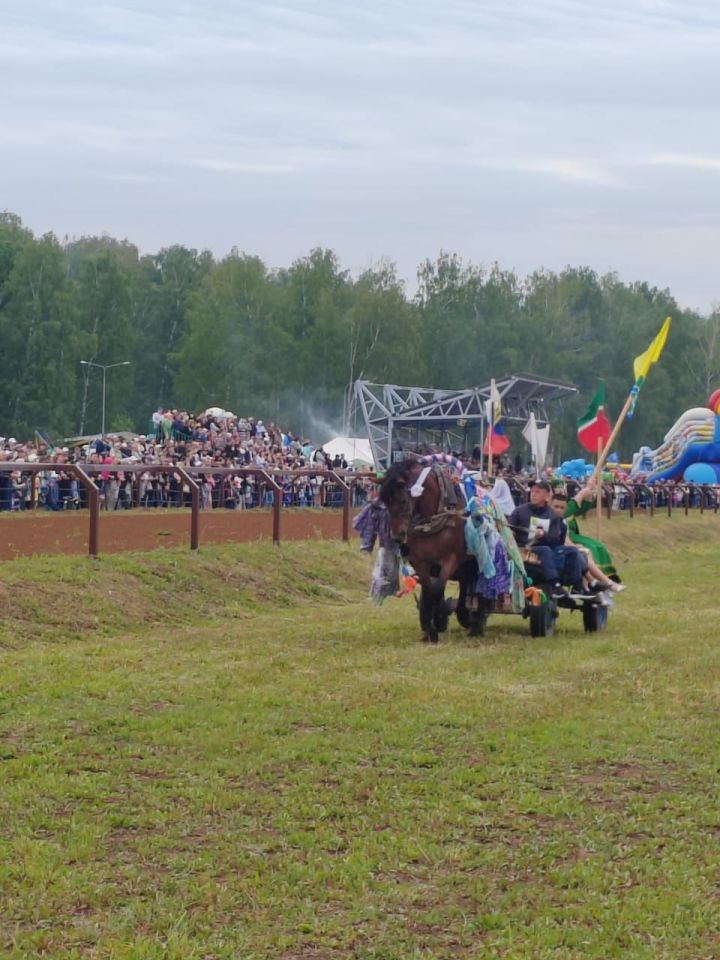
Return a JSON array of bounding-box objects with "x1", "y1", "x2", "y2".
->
[{"x1": 353, "y1": 374, "x2": 577, "y2": 469}]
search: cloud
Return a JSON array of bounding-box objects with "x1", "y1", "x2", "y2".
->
[
  {"x1": 496, "y1": 158, "x2": 620, "y2": 186},
  {"x1": 100, "y1": 172, "x2": 158, "y2": 184},
  {"x1": 185, "y1": 158, "x2": 296, "y2": 175},
  {"x1": 2, "y1": 0, "x2": 720, "y2": 311},
  {"x1": 647, "y1": 153, "x2": 720, "y2": 173}
]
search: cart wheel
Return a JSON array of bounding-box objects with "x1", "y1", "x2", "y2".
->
[
  {"x1": 529, "y1": 600, "x2": 554, "y2": 637},
  {"x1": 582, "y1": 602, "x2": 608, "y2": 633}
]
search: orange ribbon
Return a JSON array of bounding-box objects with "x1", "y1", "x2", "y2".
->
[{"x1": 524, "y1": 586, "x2": 546, "y2": 607}]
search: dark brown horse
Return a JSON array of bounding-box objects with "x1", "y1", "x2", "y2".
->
[{"x1": 379, "y1": 458, "x2": 478, "y2": 642}]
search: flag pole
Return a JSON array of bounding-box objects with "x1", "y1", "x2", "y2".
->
[
  {"x1": 590, "y1": 317, "x2": 671, "y2": 488},
  {"x1": 596, "y1": 434, "x2": 603, "y2": 540},
  {"x1": 487, "y1": 399, "x2": 494, "y2": 479}
]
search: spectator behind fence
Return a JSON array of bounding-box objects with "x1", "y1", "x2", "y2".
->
[{"x1": 0, "y1": 406, "x2": 379, "y2": 512}]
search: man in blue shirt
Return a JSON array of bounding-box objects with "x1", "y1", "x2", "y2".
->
[{"x1": 509, "y1": 480, "x2": 586, "y2": 595}]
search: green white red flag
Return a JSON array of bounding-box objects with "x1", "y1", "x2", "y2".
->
[{"x1": 577, "y1": 382, "x2": 612, "y2": 453}]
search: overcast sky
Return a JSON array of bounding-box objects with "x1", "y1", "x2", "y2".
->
[{"x1": 3, "y1": 0, "x2": 720, "y2": 311}]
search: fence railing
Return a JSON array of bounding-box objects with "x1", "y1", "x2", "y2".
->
[
  {"x1": 0, "y1": 463, "x2": 378, "y2": 556},
  {"x1": 504, "y1": 480, "x2": 720, "y2": 519},
  {"x1": 0, "y1": 464, "x2": 717, "y2": 558}
]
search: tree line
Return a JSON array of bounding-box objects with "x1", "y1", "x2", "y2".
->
[{"x1": 1, "y1": 210, "x2": 718, "y2": 459}]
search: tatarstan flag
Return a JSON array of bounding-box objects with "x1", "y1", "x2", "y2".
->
[{"x1": 577, "y1": 382, "x2": 612, "y2": 453}]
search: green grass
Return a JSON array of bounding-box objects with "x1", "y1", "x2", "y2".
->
[{"x1": 1, "y1": 517, "x2": 719, "y2": 958}]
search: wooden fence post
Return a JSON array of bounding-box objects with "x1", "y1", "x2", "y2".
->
[
  {"x1": 330, "y1": 470, "x2": 351, "y2": 542},
  {"x1": 68, "y1": 464, "x2": 100, "y2": 557},
  {"x1": 176, "y1": 467, "x2": 200, "y2": 550},
  {"x1": 261, "y1": 471, "x2": 283, "y2": 545}
]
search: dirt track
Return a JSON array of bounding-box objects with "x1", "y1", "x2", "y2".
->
[{"x1": 0, "y1": 508, "x2": 359, "y2": 560}]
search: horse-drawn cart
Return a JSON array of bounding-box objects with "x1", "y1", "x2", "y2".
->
[
  {"x1": 375, "y1": 454, "x2": 612, "y2": 643},
  {"x1": 462, "y1": 578, "x2": 609, "y2": 638}
]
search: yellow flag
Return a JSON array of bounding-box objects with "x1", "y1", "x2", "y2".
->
[{"x1": 633, "y1": 317, "x2": 671, "y2": 382}]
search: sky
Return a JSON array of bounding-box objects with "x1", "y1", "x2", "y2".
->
[{"x1": 3, "y1": 0, "x2": 720, "y2": 312}]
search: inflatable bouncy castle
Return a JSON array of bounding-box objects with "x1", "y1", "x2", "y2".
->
[{"x1": 630, "y1": 390, "x2": 720, "y2": 483}]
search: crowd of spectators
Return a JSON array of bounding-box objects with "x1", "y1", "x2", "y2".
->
[
  {"x1": 0, "y1": 411, "x2": 712, "y2": 514},
  {"x1": 402, "y1": 444, "x2": 714, "y2": 513},
  {"x1": 0, "y1": 407, "x2": 372, "y2": 512}
]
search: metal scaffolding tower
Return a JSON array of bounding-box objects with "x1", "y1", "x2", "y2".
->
[{"x1": 354, "y1": 374, "x2": 577, "y2": 468}]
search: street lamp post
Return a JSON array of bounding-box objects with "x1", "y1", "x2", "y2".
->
[{"x1": 79, "y1": 360, "x2": 131, "y2": 436}]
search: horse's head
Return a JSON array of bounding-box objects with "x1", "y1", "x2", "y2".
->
[{"x1": 378, "y1": 458, "x2": 424, "y2": 540}]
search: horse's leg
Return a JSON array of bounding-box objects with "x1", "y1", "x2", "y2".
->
[
  {"x1": 455, "y1": 571, "x2": 470, "y2": 628},
  {"x1": 456, "y1": 554, "x2": 488, "y2": 637},
  {"x1": 430, "y1": 555, "x2": 460, "y2": 635},
  {"x1": 476, "y1": 598, "x2": 490, "y2": 636},
  {"x1": 456, "y1": 556, "x2": 480, "y2": 629},
  {"x1": 418, "y1": 581, "x2": 438, "y2": 643},
  {"x1": 464, "y1": 559, "x2": 492, "y2": 637},
  {"x1": 408, "y1": 553, "x2": 437, "y2": 643},
  {"x1": 432, "y1": 583, "x2": 449, "y2": 634},
  {"x1": 467, "y1": 596, "x2": 489, "y2": 637}
]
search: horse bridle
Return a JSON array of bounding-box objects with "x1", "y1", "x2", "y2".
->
[
  {"x1": 409, "y1": 465, "x2": 432, "y2": 498},
  {"x1": 383, "y1": 462, "x2": 423, "y2": 541}
]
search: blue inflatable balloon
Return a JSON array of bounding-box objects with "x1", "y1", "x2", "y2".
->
[
  {"x1": 558, "y1": 458, "x2": 596, "y2": 480},
  {"x1": 683, "y1": 462, "x2": 720, "y2": 484}
]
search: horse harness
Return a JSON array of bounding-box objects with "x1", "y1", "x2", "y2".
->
[{"x1": 407, "y1": 463, "x2": 463, "y2": 538}]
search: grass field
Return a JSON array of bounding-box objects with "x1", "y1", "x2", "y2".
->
[{"x1": 1, "y1": 514, "x2": 719, "y2": 959}]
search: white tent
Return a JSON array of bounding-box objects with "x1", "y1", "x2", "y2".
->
[
  {"x1": 205, "y1": 406, "x2": 235, "y2": 419},
  {"x1": 321, "y1": 436, "x2": 374, "y2": 466}
]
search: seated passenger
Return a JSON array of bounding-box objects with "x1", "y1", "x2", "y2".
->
[
  {"x1": 508, "y1": 479, "x2": 588, "y2": 596},
  {"x1": 554, "y1": 485, "x2": 625, "y2": 591},
  {"x1": 550, "y1": 492, "x2": 621, "y2": 600}
]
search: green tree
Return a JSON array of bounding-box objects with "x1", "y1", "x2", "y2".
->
[
  {"x1": 342, "y1": 261, "x2": 420, "y2": 428},
  {"x1": 174, "y1": 252, "x2": 281, "y2": 417},
  {"x1": 0, "y1": 232, "x2": 77, "y2": 438},
  {"x1": 72, "y1": 250, "x2": 136, "y2": 434},
  {"x1": 416, "y1": 254, "x2": 524, "y2": 389},
  {"x1": 131, "y1": 245, "x2": 214, "y2": 427},
  {"x1": 272, "y1": 248, "x2": 353, "y2": 429},
  {"x1": 685, "y1": 305, "x2": 720, "y2": 400},
  {"x1": 0, "y1": 211, "x2": 33, "y2": 298}
]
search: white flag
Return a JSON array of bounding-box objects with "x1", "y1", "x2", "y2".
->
[{"x1": 522, "y1": 413, "x2": 550, "y2": 470}]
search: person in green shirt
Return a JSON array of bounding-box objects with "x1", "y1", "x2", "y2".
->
[{"x1": 551, "y1": 487, "x2": 625, "y2": 592}]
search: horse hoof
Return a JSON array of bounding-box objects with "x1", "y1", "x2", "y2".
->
[{"x1": 467, "y1": 616, "x2": 487, "y2": 638}]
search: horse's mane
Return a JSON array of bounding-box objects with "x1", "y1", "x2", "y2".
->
[{"x1": 378, "y1": 457, "x2": 420, "y2": 505}]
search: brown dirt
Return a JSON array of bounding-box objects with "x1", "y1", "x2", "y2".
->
[
  {"x1": 2, "y1": 506, "x2": 714, "y2": 562},
  {"x1": 0, "y1": 508, "x2": 359, "y2": 560}
]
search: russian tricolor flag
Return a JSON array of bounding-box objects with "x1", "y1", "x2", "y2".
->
[{"x1": 483, "y1": 421, "x2": 511, "y2": 456}]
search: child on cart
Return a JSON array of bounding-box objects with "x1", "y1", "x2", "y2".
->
[{"x1": 550, "y1": 489, "x2": 626, "y2": 598}]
